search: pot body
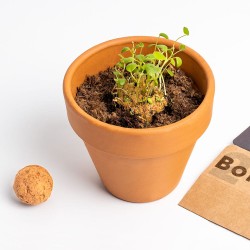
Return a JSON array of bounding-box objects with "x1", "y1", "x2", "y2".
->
[{"x1": 63, "y1": 37, "x2": 215, "y2": 202}]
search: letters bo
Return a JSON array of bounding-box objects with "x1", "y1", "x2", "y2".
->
[{"x1": 215, "y1": 155, "x2": 250, "y2": 181}]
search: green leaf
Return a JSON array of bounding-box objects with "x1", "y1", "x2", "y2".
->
[
  {"x1": 159, "y1": 33, "x2": 169, "y2": 39},
  {"x1": 122, "y1": 57, "x2": 134, "y2": 64},
  {"x1": 135, "y1": 54, "x2": 145, "y2": 62},
  {"x1": 167, "y1": 49, "x2": 174, "y2": 57},
  {"x1": 148, "y1": 43, "x2": 156, "y2": 48},
  {"x1": 170, "y1": 58, "x2": 175, "y2": 66},
  {"x1": 113, "y1": 71, "x2": 120, "y2": 77},
  {"x1": 153, "y1": 51, "x2": 166, "y2": 60},
  {"x1": 175, "y1": 57, "x2": 182, "y2": 67},
  {"x1": 156, "y1": 44, "x2": 168, "y2": 52},
  {"x1": 145, "y1": 64, "x2": 156, "y2": 76},
  {"x1": 145, "y1": 64, "x2": 160, "y2": 76},
  {"x1": 121, "y1": 47, "x2": 130, "y2": 53},
  {"x1": 126, "y1": 63, "x2": 137, "y2": 73},
  {"x1": 179, "y1": 44, "x2": 186, "y2": 51},
  {"x1": 166, "y1": 68, "x2": 174, "y2": 77},
  {"x1": 116, "y1": 78, "x2": 126, "y2": 86},
  {"x1": 154, "y1": 65, "x2": 161, "y2": 74},
  {"x1": 145, "y1": 54, "x2": 155, "y2": 61},
  {"x1": 137, "y1": 66, "x2": 144, "y2": 73},
  {"x1": 147, "y1": 98, "x2": 153, "y2": 104},
  {"x1": 183, "y1": 27, "x2": 189, "y2": 35},
  {"x1": 116, "y1": 62, "x2": 124, "y2": 68},
  {"x1": 135, "y1": 42, "x2": 144, "y2": 48}
]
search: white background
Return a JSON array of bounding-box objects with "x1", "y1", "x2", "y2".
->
[{"x1": 0, "y1": 0, "x2": 249, "y2": 249}]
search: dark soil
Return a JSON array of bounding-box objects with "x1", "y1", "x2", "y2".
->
[{"x1": 75, "y1": 67, "x2": 204, "y2": 128}]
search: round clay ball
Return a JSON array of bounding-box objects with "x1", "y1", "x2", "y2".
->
[{"x1": 13, "y1": 165, "x2": 53, "y2": 205}]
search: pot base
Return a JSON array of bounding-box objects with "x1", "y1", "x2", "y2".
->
[{"x1": 85, "y1": 142, "x2": 194, "y2": 203}]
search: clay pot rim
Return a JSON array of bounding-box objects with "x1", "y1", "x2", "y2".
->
[{"x1": 63, "y1": 36, "x2": 215, "y2": 135}]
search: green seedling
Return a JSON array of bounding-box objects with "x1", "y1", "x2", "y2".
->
[{"x1": 113, "y1": 27, "x2": 189, "y2": 124}]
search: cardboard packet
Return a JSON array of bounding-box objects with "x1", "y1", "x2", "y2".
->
[{"x1": 179, "y1": 127, "x2": 250, "y2": 239}]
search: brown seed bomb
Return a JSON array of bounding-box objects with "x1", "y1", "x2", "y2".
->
[{"x1": 13, "y1": 165, "x2": 53, "y2": 205}]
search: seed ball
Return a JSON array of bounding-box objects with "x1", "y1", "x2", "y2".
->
[{"x1": 13, "y1": 165, "x2": 53, "y2": 205}]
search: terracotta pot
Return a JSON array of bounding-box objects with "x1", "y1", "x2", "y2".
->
[{"x1": 63, "y1": 36, "x2": 215, "y2": 202}]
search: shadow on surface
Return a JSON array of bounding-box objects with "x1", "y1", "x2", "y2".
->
[{"x1": 16, "y1": 108, "x2": 108, "y2": 198}]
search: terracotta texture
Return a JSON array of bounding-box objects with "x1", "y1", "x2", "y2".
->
[
  {"x1": 63, "y1": 37, "x2": 215, "y2": 202},
  {"x1": 13, "y1": 165, "x2": 53, "y2": 205}
]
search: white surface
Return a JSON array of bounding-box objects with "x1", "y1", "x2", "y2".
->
[{"x1": 0, "y1": 0, "x2": 249, "y2": 249}]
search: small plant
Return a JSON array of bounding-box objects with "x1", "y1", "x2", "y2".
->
[{"x1": 113, "y1": 27, "x2": 189, "y2": 124}]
